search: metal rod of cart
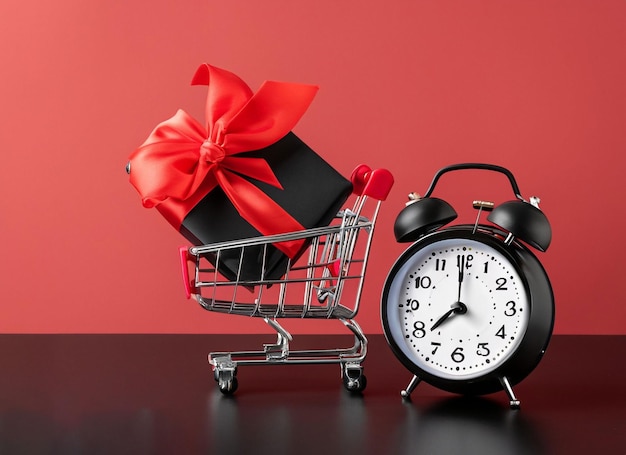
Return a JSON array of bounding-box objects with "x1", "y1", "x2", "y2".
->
[{"x1": 180, "y1": 165, "x2": 393, "y2": 394}]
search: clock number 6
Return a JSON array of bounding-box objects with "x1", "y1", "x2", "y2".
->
[{"x1": 451, "y1": 347, "x2": 465, "y2": 363}]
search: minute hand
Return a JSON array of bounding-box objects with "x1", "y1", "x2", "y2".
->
[{"x1": 457, "y1": 254, "x2": 465, "y2": 302}]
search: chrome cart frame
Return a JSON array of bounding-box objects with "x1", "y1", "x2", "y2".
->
[{"x1": 179, "y1": 165, "x2": 393, "y2": 394}]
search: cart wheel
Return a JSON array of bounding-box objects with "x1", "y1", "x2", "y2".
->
[
  {"x1": 217, "y1": 374, "x2": 239, "y2": 395},
  {"x1": 342, "y1": 366, "x2": 367, "y2": 393},
  {"x1": 213, "y1": 365, "x2": 238, "y2": 395}
]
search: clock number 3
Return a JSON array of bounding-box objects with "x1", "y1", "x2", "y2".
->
[{"x1": 504, "y1": 300, "x2": 517, "y2": 317}]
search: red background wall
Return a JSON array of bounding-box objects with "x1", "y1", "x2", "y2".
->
[{"x1": 1, "y1": 0, "x2": 624, "y2": 334}]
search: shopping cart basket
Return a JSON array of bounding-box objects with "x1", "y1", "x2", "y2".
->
[{"x1": 179, "y1": 164, "x2": 394, "y2": 394}]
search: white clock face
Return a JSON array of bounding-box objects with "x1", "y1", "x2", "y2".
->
[{"x1": 384, "y1": 236, "x2": 529, "y2": 381}]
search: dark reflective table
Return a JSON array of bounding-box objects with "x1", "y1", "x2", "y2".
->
[{"x1": 0, "y1": 335, "x2": 623, "y2": 454}]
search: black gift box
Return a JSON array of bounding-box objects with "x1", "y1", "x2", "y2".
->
[{"x1": 180, "y1": 132, "x2": 352, "y2": 281}]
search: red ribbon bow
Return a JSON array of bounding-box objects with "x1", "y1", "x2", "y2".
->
[{"x1": 128, "y1": 64, "x2": 319, "y2": 257}]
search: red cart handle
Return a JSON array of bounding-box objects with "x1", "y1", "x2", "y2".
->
[
  {"x1": 179, "y1": 246, "x2": 197, "y2": 299},
  {"x1": 351, "y1": 164, "x2": 394, "y2": 200}
]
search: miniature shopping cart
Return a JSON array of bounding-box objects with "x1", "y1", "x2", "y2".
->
[{"x1": 179, "y1": 165, "x2": 393, "y2": 394}]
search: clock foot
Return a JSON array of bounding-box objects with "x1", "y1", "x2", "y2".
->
[
  {"x1": 400, "y1": 375, "x2": 422, "y2": 399},
  {"x1": 499, "y1": 376, "x2": 521, "y2": 409}
]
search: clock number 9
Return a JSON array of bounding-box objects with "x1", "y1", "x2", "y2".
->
[{"x1": 406, "y1": 299, "x2": 420, "y2": 311}]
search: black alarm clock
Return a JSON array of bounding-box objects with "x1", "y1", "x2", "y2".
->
[{"x1": 381, "y1": 163, "x2": 554, "y2": 408}]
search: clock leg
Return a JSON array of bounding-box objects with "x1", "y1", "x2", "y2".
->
[
  {"x1": 400, "y1": 375, "x2": 422, "y2": 399},
  {"x1": 499, "y1": 376, "x2": 521, "y2": 409}
]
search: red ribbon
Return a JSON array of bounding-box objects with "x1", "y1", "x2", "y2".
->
[{"x1": 128, "y1": 64, "x2": 319, "y2": 257}]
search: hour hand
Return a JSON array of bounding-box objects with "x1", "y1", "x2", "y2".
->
[
  {"x1": 430, "y1": 308, "x2": 455, "y2": 331},
  {"x1": 430, "y1": 302, "x2": 467, "y2": 331}
]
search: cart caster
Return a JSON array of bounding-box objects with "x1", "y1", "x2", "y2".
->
[
  {"x1": 215, "y1": 369, "x2": 238, "y2": 395},
  {"x1": 218, "y1": 375, "x2": 238, "y2": 395},
  {"x1": 342, "y1": 364, "x2": 367, "y2": 393},
  {"x1": 212, "y1": 360, "x2": 238, "y2": 395}
]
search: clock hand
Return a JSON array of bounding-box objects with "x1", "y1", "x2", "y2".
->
[
  {"x1": 430, "y1": 254, "x2": 470, "y2": 332},
  {"x1": 430, "y1": 302, "x2": 467, "y2": 331},
  {"x1": 457, "y1": 254, "x2": 465, "y2": 302},
  {"x1": 430, "y1": 308, "x2": 456, "y2": 331}
]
